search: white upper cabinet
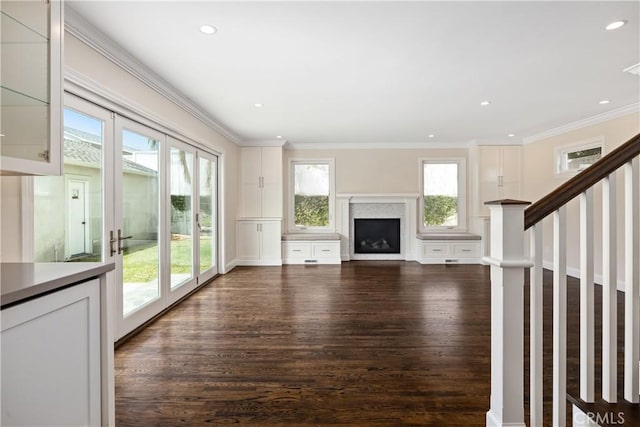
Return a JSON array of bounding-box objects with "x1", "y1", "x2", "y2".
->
[
  {"x1": 470, "y1": 145, "x2": 522, "y2": 217},
  {"x1": 0, "y1": 0, "x2": 63, "y2": 175},
  {"x1": 239, "y1": 146, "x2": 283, "y2": 218}
]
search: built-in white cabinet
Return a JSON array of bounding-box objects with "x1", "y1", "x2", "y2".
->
[
  {"x1": 1, "y1": 278, "x2": 101, "y2": 426},
  {"x1": 417, "y1": 239, "x2": 482, "y2": 264},
  {"x1": 240, "y1": 146, "x2": 283, "y2": 218},
  {"x1": 469, "y1": 145, "x2": 522, "y2": 217},
  {"x1": 237, "y1": 219, "x2": 282, "y2": 265},
  {"x1": 0, "y1": 0, "x2": 63, "y2": 175},
  {"x1": 282, "y1": 240, "x2": 341, "y2": 264}
]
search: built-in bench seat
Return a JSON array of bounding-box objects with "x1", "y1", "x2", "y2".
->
[
  {"x1": 281, "y1": 234, "x2": 341, "y2": 264},
  {"x1": 416, "y1": 233, "x2": 482, "y2": 264}
]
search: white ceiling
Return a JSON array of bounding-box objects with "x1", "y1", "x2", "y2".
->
[{"x1": 67, "y1": 1, "x2": 640, "y2": 147}]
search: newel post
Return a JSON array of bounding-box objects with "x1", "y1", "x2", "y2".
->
[{"x1": 484, "y1": 200, "x2": 531, "y2": 427}]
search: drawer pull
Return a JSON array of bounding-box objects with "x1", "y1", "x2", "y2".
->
[
  {"x1": 293, "y1": 249, "x2": 302, "y2": 252},
  {"x1": 321, "y1": 249, "x2": 331, "y2": 252},
  {"x1": 432, "y1": 249, "x2": 442, "y2": 252},
  {"x1": 461, "y1": 249, "x2": 471, "y2": 252}
]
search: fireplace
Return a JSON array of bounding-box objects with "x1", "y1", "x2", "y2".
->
[{"x1": 353, "y1": 218, "x2": 401, "y2": 254}]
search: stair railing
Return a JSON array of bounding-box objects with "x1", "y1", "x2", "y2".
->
[{"x1": 485, "y1": 132, "x2": 640, "y2": 427}]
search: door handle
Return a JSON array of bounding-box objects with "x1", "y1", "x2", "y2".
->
[
  {"x1": 117, "y1": 229, "x2": 133, "y2": 254},
  {"x1": 109, "y1": 231, "x2": 117, "y2": 257}
]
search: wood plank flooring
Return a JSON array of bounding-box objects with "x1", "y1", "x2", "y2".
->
[
  {"x1": 115, "y1": 262, "x2": 637, "y2": 426},
  {"x1": 115, "y1": 262, "x2": 492, "y2": 425}
]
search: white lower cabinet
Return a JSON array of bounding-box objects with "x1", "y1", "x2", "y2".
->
[
  {"x1": 282, "y1": 240, "x2": 341, "y2": 264},
  {"x1": 1, "y1": 278, "x2": 102, "y2": 426},
  {"x1": 418, "y1": 240, "x2": 481, "y2": 264},
  {"x1": 237, "y1": 219, "x2": 282, "y2": 265}
]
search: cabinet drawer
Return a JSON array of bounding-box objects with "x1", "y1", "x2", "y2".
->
[
  {"x1": 422, "y1": 243, "x2": 450, "y2": 257},
  {"x1": 453, "y1": 243, "x2": 480, "y2": 257},
  {"x1": 312, "y1": 243, "x2": 340, "y2": 258},
  {"x1": 284, "y1": 243, "x2": 311, "y2": 258}
]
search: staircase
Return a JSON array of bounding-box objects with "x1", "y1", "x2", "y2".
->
[{"x1": 484, "y1": 133, "x2": 640, "y2": 426}]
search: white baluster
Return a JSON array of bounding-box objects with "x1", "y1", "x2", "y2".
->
[
  {"x1": 530, "y1": 224, "x2": 543, "y2": 427},
  {"x1": 553, "y1": 207, "x2": 567, "y2": 427},
  {"x1": 603, "y1": 173, "x2": 617, "y2": 403},
  {"x1": 484, "y1": 200, "x2": 530, "y2": 427},
  {"x1": 625, "y1": 158, "x2": 639, "y2": 403},
  {"x1": 580, "y1": 188, "x2": 595, "y2": 402}
]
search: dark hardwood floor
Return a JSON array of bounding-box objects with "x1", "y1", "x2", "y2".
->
[
  {"x1": 116, "y1": 262, "x2": 492, "y2": 425},
  {"x1": 115, "y1": 262, "x2": 637, "y2": 426}
]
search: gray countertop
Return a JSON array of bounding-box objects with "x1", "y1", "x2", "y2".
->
[{"x1": 1, "y1": 262, "x2": 115, "y2": 309}]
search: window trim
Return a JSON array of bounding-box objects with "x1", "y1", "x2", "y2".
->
[
  {"x1": 555, "y1": 137, "x2": 605, "y2": 177},
  {"x1": 419, "y1": 157, "x2": 467, "y2": 232},
  {"x1": 287, "y1": 158, "x2": 336, "y2": 233}
]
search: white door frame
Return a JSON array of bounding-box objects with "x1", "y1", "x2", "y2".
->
[
  {"x1": 114, "y1": 115, "x2": 167, "y2": 338},
  {"x1": 197, "y1": 150, "x2": 219, "y2": 283}
]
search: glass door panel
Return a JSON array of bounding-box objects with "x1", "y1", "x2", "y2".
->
[
  {"x1": 115, "y1": 116, "x2": 166, "y2": 336},
  {"x1": 198, "y1": 152, "x2": 218, "y2": 279},
  {"x1": 169, "y1": 143, "x2": 194, "y2": 289},
  {"x1": 33, "y1": 95, "x2": 109, "y2": 263}
]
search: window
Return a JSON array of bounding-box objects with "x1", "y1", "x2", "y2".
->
[
  {"x1": 289, "y1": 159, "x2": 335, "y2": 231},
  {"x1": 421, "y1": 158, "x2": 466, "y2": 231},
  {"x1": 556, "y1": 138, "x2": 604, "y2": 175}
]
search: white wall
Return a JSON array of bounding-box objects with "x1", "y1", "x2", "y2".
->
[
  {"x1": 283, "y1": 147, "x2": 468, "y2": 230},
  {"x1": 0, "y1": 32, "x2": 240, "y2": 269},
  {"x1": 522, "y1": 112, "x2": 640, "y2": 287}
]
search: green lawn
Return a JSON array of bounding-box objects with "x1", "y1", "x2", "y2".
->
[{"x1": 122, "y1": 237, "x2": 213, "y2": 283}]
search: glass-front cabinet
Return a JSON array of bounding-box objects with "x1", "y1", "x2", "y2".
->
[{"x1": 0, "y1": 0, "x2": 63, "y2": 175}]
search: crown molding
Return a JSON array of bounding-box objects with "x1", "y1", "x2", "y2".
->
[
  {"x1": 523, "y1": 102, "x2": 640, "y2": 145},
  {"x1": 64, "y1": 6, "x2": 241, "y2": 145},
  {"x1": 283, "y1": 140, "x2": 471, "y2": 150},
  {"x1": 239, "y1": 139, "x2": 287, "y2": 147}
]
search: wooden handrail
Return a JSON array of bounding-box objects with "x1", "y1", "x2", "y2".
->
[{"x1": 524, "y1": 132, "x2": 640, "y2": 229}]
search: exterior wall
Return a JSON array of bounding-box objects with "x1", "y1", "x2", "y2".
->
[
  {"x1": 0, "y1": 32, "x2": 240, "y2": 269},
  {"x1": 522, "y1": 112, "x2": 640, "y2": 287}
]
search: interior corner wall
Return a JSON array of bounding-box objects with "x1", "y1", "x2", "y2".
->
[
  {"x1": 282, "y1": 147, "x2": 468, "y2": 232},
  {"x1": 522, "y1": 112, "x2": 640, "y2": 288},
  {"x1": 0, "y1": 177, "x2": 23, "y2": 261},
  {"x1": 0, "y1": 31, "x2": 240, "y2": 267}
]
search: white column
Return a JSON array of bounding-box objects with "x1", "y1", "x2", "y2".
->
[
  {"x1": 484, "y1": 200, "x2": 531, "y2": 427},
  {"x1": 529, "y1": 224, "x2": 543, "y2": 427},
  {"x1": 602, "y1": 174, "x2": 617, "y2": 402},
  {"x1": 624, "y1": 158, "x2": 639, "y2": 403},
  {"x1": 553, "y1": 207, "x2": 567, "y2": 427},
  {"x1": 580, "y1": 189, "x2": 595, "y2": 402}
]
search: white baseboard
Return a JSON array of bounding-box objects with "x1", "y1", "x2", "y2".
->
[
  {"x1": 223, "y1": 259, "x2": 237, "y2": 274},
  {"x1": 542, "y1": 260, "x2": 626, "y2": 292}
]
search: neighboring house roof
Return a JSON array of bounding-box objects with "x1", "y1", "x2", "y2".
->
[{"x1": 63, "y1": 127, "x2": 157, "y2": 176}]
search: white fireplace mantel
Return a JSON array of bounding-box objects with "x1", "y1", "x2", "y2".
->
[{"x1": 335, "y1": 194, "x2": 419, "y2": 261}]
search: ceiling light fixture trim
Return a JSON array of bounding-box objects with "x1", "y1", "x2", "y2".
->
[{"x1": 605, "y1": 20, "x2": 627, "y2": 31}]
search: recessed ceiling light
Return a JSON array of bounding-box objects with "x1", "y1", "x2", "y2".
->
[
  {"x1": 508, "y1": 133, "x2": 515, "y2": 137},
  {"x1": 428, "y1": 134, "x2": 435, "y2": 138},
  {"x1": 605, "y1": 20, "x2": 627, "y2": 31},
  {"x1": 480, "y1": 101, "x2": 491, "y2": 106},
  {"x1": 200, "y1": 24, "x2": 217, "y2": 35},
  {"x1": 254, "y1": 103, "x2": 263, "y2": 108},
  {"x1": 276, "y1": 135, "x2": 282, "y2": 139},
  {"x1": 599, "y1": 99, "x2": 611, "y2": 105}
]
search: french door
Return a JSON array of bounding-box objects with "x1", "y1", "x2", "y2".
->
[{"x1": 34, "y1": 94, "x2": 219, "y2": 340}]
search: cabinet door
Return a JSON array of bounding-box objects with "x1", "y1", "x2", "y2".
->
[
  {"x1": 237, "y1": 221, "x2": 260, "y2": 261},
  {"x1": 478, "y1": 146, "x2": 501, "y2": 215},
  {"x1": 1, "y1": 279, "x2": 101, "y2": 426},
  {"x1": 260, "y1": 220, "x2": 282, "y2": 261},
  {"x1": 240, "y1": 147, "x2": 261, "y2": 217},
  {"x1": 0, "y1": 0, "x2": 62, "y2": 175},
  {"x1": 260, "y1": 147, "x2": 283, "y2": 217},
  {"x1": 500, "y1": 145, "x2": 522, "y2": 200}
]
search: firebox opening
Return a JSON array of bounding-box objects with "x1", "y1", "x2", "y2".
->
[{"x1": 354, "y1": 218, "x2": 401, "y2": 254}]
